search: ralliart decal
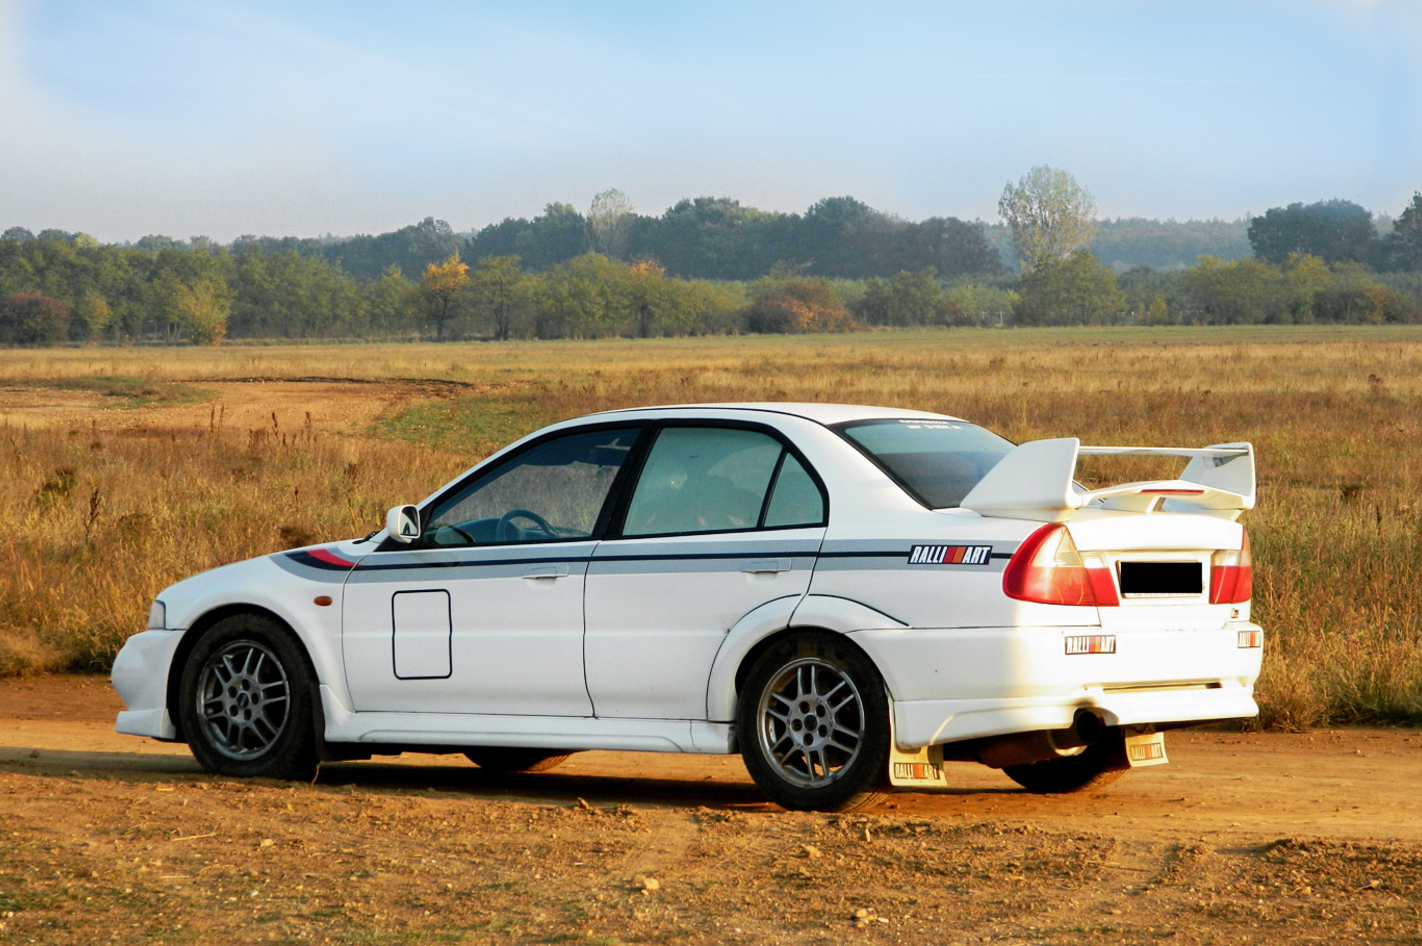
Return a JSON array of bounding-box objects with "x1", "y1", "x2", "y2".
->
[{"x1": 906, "y1": 544, "x2": 993, "y2": 566}]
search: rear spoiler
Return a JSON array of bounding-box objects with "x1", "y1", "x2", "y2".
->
[{"x1": 959, "y1": 439, "x2": 1255, "y2": 523}]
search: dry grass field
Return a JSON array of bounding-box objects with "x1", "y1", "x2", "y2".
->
[{"x1": 1, "y1": 325, "x2": 1419, "y2": 728}]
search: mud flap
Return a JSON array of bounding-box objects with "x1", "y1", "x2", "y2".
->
[
  {"x1": 888, "y1": 741, "x2": 947, "y2": 789},
  {"x1": 1122, "y1": 726, "x2": 1168, "y2": 768},
  {"x1": 886, "y1": 700, "x2": 949, "y2": 790}
]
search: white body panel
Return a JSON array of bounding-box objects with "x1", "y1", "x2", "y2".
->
[
  {"x1": 112, "y1": 402, "x2": 1264, "y2": 784},
  {"x1": 583, "y1": 529, "x2": 822, "y2": 719},
  {"x1": 342, "y1": 543, "x2": 595, "y2": 716}
]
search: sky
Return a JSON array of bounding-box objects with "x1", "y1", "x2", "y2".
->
[{"x1": 1, "y1": 0, "x2": 1419, "y2": 243}]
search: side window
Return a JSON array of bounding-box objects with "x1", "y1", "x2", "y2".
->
[
  {"x1": 420, "y1": 428, "x2": 638, "y2": 547},
  {"x1": 621, "y1": 427, "x2": 825, "y2": 537},
  {"x1": 763, "y1": 452, "x2": 826, "y2": 528}
]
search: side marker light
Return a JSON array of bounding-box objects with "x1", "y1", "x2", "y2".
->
[{"x1": 314, "y1": 596, "x2": 333, "y2": 607}]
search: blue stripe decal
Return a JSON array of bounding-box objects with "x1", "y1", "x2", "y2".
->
[{"x1": 286, "y1": 546, "x2": 1012, "y2": 573}]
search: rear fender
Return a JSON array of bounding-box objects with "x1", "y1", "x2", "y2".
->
[{"x1": 703, "y1": 594, "x2": 910, "y2": 722}]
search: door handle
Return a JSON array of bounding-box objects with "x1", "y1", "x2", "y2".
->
[
  {"x1": 742, "y1": 558, "x2": 792, "y2": 575},
  {"x1": 523, "y1": 565, "x2": 570, "y2": 580}
]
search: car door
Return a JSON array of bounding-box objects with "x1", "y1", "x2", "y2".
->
[
  {"x1": 342, "y1": 425, "x2": 642, "y2": 716},
  {"x1": 583, "y1": 424, "x2": 828, "y2": 720}
]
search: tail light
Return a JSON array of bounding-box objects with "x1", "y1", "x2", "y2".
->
[
  {"x1": 1003, "y1": 523, "x2": 1119, "y2": 607},
  {"x1": 1209, "y1": 530, "x2": 1253, "y2": 604}
]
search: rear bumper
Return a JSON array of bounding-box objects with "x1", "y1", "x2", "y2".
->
[
  {"x1": 890, "y1": 682, "x2": 1257, "y2": 749},
  {"x1": 849, "y1": 622, "x2": 1263, "y2": 749}
]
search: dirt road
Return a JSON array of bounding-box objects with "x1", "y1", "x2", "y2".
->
[{"x1": 3, "y1": 676, "x2": 1421, "y2": 944}]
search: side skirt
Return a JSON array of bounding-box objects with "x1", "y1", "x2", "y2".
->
[{"x1": 319, "y1": 685, "x2": 734, "y2": 754}]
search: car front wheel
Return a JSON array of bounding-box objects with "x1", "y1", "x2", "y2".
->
[
  {"x1": 737, "y1": 633, "x2": 889, "y2": 812},
  {"x1": 178, "y1": 614, "x2": 318, "y2": 781}
]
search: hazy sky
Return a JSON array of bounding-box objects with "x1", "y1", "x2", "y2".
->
[{"x1": 2, "y1": 0, "x2": 1419, "y2": 243}]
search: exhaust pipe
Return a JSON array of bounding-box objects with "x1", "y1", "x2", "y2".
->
[{"x1": 975, "y1": 709, "x2": 1107, "y2": 769}]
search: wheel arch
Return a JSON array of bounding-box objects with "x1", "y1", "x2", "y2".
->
[
  {"x1": 165, "y1": 604, "x2": 317, "y2": 743},
  {"x1": 705, "y1": 594, "x2": 898, "y2": 723},
  {"x1": 734, "y1": 625, "x2": 882, "y2": 696}
]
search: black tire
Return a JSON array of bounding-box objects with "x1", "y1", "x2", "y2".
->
[
  {"x1": 1002, "y1": 731, "x2": 1130, "y2": 794},
  {"x1": 737, "y1": 632, "x2": 889, "y2": 812},
  {"x1": 178, "y1": 613, "x2": 318, "y2": 782},
  {"x1": 464, "y1": 747, "x2": 573, "y2": 773}
]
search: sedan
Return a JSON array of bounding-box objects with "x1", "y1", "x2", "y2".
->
[{"x1": 113, "y1": 403, "x2": 1263, "y2": 811}]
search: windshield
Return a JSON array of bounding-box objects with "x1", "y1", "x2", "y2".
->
[{"x1": 836, "y1": 418, "x2": 1013, "y2": 509}]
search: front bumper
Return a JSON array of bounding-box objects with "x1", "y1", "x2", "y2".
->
[{"x1": 111, "y1": 629, "x2": 185, "y2": 740}]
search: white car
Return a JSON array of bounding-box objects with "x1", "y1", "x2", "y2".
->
[{"x1": 112, "y1": 403, "x2": 1262, "y2": 811}]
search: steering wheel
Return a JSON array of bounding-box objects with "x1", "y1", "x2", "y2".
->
[{"x1": 496, "y1": 508, "x2": 557, "y2": 542}]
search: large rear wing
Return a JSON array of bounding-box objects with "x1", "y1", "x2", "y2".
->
[{"x1": 959, "y1": 439, "x2": 1255, "y2": 523}]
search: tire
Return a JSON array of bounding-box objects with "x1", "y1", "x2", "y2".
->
[
  {"x1": 464, "y1": 747, "x2": 573, "y2": 773},
  {"x1": 178, "y1": 614, "x2": 318, "y2": 782},
  {"x1": 737, "y1": 632, "x2": 890, "y2": 812},
  {"x1": 1002, "y1": 731, "x2": 1130, "y2": 794}
]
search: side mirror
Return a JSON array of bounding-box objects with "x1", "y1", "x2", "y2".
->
[{"x1": 385, "y1": 505, "x2": 421, "y2": 544}]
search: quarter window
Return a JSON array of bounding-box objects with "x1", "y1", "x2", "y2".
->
[{"x1": 763, "y1": 453, "x2": 825, "y2": 528}]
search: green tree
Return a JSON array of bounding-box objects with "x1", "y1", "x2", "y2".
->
[
  {"x1": 588, "y1": 189, "x2": 634, "y2": 261},
  {"x1": 70, "y1": 289, "x2": 112, "y2": 341},
  {"x1": 1139, "y1": 295, "x2": 1175, "y2": 325},
  {"x1": 0, "y1": 292, "x2": 69, "y2": 345},
  {"x1": 998, "y1": 166, "x2": 1099, "y2": 272},
  {"x1": 1247, "y1": 199, "x2": 1377, "y2": 265},
  {"x1": 1013, "y1": 251, "x2": 1123, "y2": 325},
  {"x1": 1183, "y1": 257, "x2": 1286, "y2": 324},
  {"x1": 1117, "y1": 266, "x2": 1190, "y2": 322},
  {"x1": 364, "y1": 265, "x2": 413, "y2": 335},
  {"x1": 944, "y1": 281, "x2": 1019, "y2": 327},
  {"x1": 1280, "y1": 253, "x2": 1331, "y2": 321},
  {"x1": 538, "y1": 254, "x2": 628, "y2": 339},
  {"x1": 468, "y1": 256, "x2": 528, "y2": 340},
  {"x1": 743, "y1": 276, "x2": 854, "y2": 334},
  {"x1": 417, "y1": 254, "x2": 470, "y2": 340},
  {"x1": 1386, "y1": 192, "x2": 1422, "y2": 270},
  {"x1": 173, "y1": 278, "x2": 230, "y2": 344},
  {"x1": 854, "y1": 269, "x2": 945, "y2": 326}
]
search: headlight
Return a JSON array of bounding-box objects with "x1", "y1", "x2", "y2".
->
[{"x1": 147, "y1": 600, "x2": 167, "y2": 630}]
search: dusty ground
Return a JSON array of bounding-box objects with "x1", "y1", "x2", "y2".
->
[{"x1": 2, "y1": 677, "x2": 1421, "y2": 945}]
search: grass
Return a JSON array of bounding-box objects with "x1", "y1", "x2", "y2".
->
[
  {"x1": 6, "y1": 375, "x2": 216, "y2": 408},
  {"x1": 2, "y1": 325, "x2": 1420, "y2": 728}
]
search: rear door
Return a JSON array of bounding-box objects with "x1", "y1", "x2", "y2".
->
[{"x1": 583, "y1": 424, "x2": 828, "y2": 719}]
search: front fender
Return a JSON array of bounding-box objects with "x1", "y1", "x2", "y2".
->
[{"x1": 158, "y1": 554, "x2": 354, "y2": 712}]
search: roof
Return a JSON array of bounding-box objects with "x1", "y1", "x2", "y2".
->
[{"x1": 588, "y1": 402, "x2": 966, "y2": 426}]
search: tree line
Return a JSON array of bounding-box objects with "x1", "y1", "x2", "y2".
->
[{"x1": 2, "y1": 178, "x2": 1420, "y2": 345}]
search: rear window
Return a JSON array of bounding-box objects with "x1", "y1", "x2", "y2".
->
[{"x1": 836, "y1": 418, "x2": 1013, "y2": 509}]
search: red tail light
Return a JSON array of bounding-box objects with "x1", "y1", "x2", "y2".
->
[
  {"x1": 1209, "y1": 530, "x2": 1253, "y2": 604},
  {"x1": 1003, "y1": 523, "x2": 1119, "y2": 607}
]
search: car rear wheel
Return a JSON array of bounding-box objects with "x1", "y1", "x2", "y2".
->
[
  {"x1": 1002, "y1": 732, "x2": 1130, "y2": 793},
  {"x1": 738, "y1": 633, "x2": 889, "y2": 812},
  {"x1": 464, "y1": 747, "x2": 573, "y2": 773},
  {"x1": 178, "y1": 614, "x2": 317, "y2": 782}
]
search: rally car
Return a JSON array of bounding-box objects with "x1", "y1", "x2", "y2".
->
[{"x1": 112, "y1": 403, "x2": 1262, "y2": 811}]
